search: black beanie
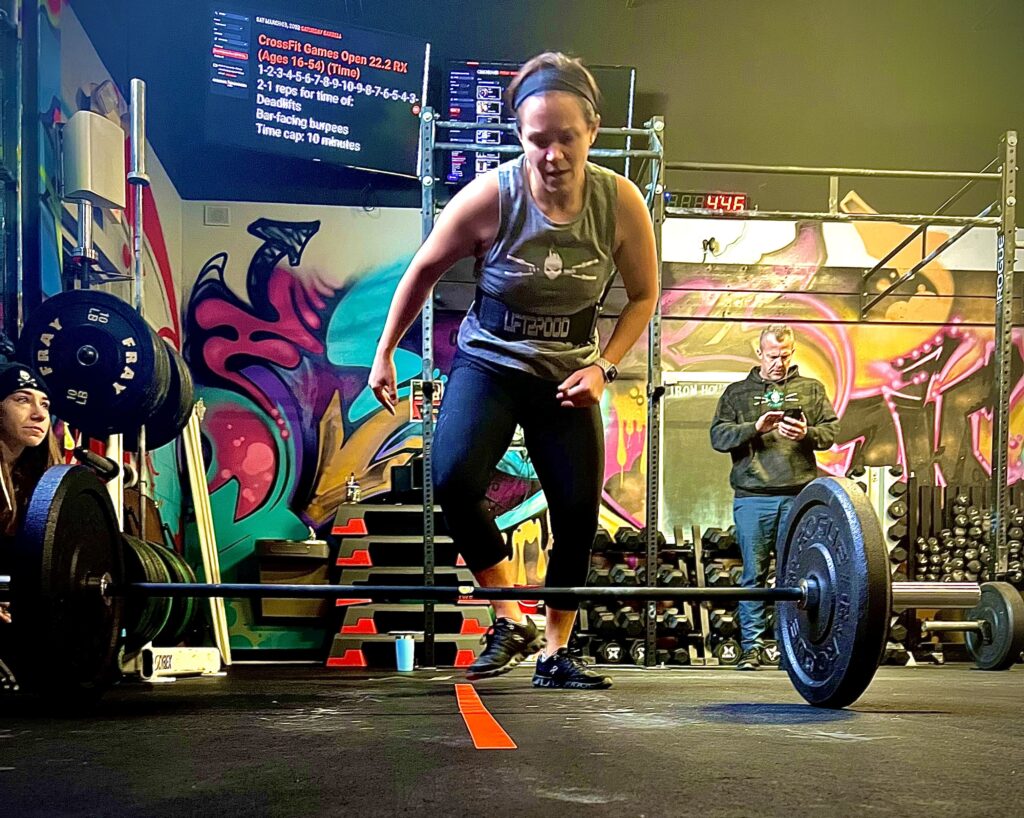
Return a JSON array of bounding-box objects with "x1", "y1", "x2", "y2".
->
[{"x1": 0, "y1": 363, "x2": 51, "y2": 401}]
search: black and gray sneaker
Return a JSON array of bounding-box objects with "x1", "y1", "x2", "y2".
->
[
  {"x1": 465, "y1": 617, "x2": 544, "y2": 681},
  {"x1": 532, "y1": 648, "x2": 613, "y2": 690},
  {"x1": 736, "y1": 647, "x2": 762, "y2": 671}
]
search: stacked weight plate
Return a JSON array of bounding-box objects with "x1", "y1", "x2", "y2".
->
[{"x1": 18, "y1": 290, "x2": 194, "y2": 446}]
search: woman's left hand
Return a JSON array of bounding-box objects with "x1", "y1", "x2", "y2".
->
[
  {"x1": 0, "y1": 603, "x2": 11, "y2": 624},
  {"x1": 556, "y1": 365, "x2": 606, "y2": 408}
]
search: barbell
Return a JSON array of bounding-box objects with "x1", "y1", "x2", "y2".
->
[{"x1": 2, "y1": 466, "x2": 1022, "y2": 710}]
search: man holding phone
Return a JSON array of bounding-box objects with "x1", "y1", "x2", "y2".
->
[{"x1": 710, "y1": 324, "x2": 840, "y2": 670}]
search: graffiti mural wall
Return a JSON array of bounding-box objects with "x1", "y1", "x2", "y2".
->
[
  {"x1": 180, "y1": 201, "x2": 421, "y2": 648},
  {"x1": 648, "y1": 209, "x2": 1024, "y2": 533},
  {"x1": 183, "y1": 187, "x2": 1021, "y2": 649}
]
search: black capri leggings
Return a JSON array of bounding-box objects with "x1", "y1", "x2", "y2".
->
[{"x1": 432, "y1": 352, "x2": 604, "y2": 610}]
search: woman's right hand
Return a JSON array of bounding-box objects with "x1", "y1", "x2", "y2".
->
[
  {"x1": 368, "y1": 351, "x2": 398, "y2": 416},
  {"x1": 0, "y1": 602, "x2": 11, "y2": 624}
]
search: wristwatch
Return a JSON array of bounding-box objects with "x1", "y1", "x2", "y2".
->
[{"x1": 594, "y1": 357, "x2": 619, "y2": 383}]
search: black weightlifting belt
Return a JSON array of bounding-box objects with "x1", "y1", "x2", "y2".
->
[{"x1": 473, "y1": 288, "x2": 596, "y2": 345}]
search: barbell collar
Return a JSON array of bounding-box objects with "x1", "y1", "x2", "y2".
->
[
  {"x1": 890, "y1": 582, "x2": 981, "y2": 610},
  {"x1": 122, "y1": 582, "x2": 808, "y2": 604}
]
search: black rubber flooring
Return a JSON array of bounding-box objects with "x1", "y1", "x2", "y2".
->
[{"x1": 1, "y1": 664, "x2": 1021, "y2": 817}]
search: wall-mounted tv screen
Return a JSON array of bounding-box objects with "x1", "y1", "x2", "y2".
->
[
  {"x1": 207, "y1": 6, "x2": 429, "y2": 177},
  {"x1": 444, "y1": 59, "x2": 636, "y2": 186}
]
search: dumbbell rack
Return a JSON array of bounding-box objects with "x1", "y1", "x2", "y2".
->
[
  {"x1": 906, "y1": 480, "x2": 1024, "y2": 662},
  {"x1": 689, "y1": 526, "x2": 719, "y2": 666},
  {"x1": 854, "y1": 467, "x2": 915, "y2": 665},
  {"x1": 579, "y1": 524, "x2": 759, "y2": 669}
]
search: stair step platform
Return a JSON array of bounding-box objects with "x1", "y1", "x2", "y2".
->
[
  {"x1": 334, "y1": 566, "x2": 477, "y2": 606},
  {"x1": 337, "y1": 535, "x2": 464, "y2": 568},
  {"x1": 333, "y1": 504, "x2": 449, "y2": 537},
  {"x1": 326, "y1": 634, "x2": 481, "y2": 668},
  {"x1": 338, "y1": 603, "x2": 491, "y2": 636}
]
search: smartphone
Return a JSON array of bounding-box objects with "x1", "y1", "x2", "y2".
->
[{"x1": 784, "y1": 407, "x2": 804, "y2": 420}]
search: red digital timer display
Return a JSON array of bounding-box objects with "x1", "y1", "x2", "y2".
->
[{"x1": 666, "y1": 191, "x2": 749, "y2": 212}]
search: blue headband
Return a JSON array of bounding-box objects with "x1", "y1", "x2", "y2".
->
[{"x1": 511, "y1": 67, "x2": 599, "y2": 113}]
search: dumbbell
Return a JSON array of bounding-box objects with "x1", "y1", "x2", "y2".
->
[
  {"x1": 889, "y1": 622, "x2": 909, "y2": 642},
  {"x1": 656, "y1": 565, "x2": 687, "y2": 587},
  {"x1": 594, "y1": 641, "x2": 624, "y2": 664},
  {"x1": 593, "y1": 527, "x2": 613, "y2": 551},
  {"x1": 586, "y1": 605, "x2": 617, "y2": 638},
  {"x1": 888, "y1": 481, "x2": 908, "y2": 497},
  {"x1": 670, "y1": 646, "x2": 691, "y2": 665},
  {"x1": 705, "y1": 563, "x2": 733, "y2": 587},
  {"x1": 614, "y1": 606, "x2": 644, "y2": 638},
  {"x1": 639, "y1": 527, "x2": 667, "y2": 548},
  {"x1": 702, "y1": 527, "x2": 737, "y2": 554},
  {"x1": 712, "y1": 639, "x2": 741, "y2": 665},
  {"x1": 710, "y1": 609, "x2": 737, "y2": 639},
  {"x1": 661, "y1": 608, "x2": 692, "y2": 636},
  {"x1": 761, "y1": 640, "x2": 781, "y2": 665},
  {"x1": 587, "y1": 567, "x2": 611, "y2": 586},
  {"x1": 887, "y1": 523, "x2": 908, "y2": 541},
  {"x1": 889, "y1": 545, "x2": 909, "y2": 563},
  {"x1": 609, "y1": 563, "x2": 638, "y2": 586},
  {"x1": 729, "y1": 565, "x2": 745, "y2": 586},
  {"x1": 614, "y1": 526, "x2": 641, "y2": 550},
  {"x1": 628, "y1": 641, "x2": 669, "y2": 666}
]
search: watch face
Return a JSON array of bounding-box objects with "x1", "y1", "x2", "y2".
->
[{"x1": 606, "y1": 364, "x2": 618, "y2": 382}]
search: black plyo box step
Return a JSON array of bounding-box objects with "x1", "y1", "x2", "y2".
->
[
  {"x1": 338, "y1": 603, "x2": 491, "y2": 636},
  {"x1": 333, "y1": 503, "x2": 449, "y2": 537},
  {"x1": 337, "y1": 535, "x2": 461, "y2": 568},
  {"x1": 327, "y1": 634, "x2": 480, "y2": 668},
  {"x1": 337, "y1": 566, "x2": 476, "y2": 587}
]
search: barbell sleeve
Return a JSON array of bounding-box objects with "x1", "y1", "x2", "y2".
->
[
  {"x1": 920, "y1": 620, "x2": 987, "y2": 634},
  {"x1": 890, "y1": 582, "x2": 982, "y2": 610}
]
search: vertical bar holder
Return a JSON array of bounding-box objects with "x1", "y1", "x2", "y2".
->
[
  {"x1": 419, "y1": 108, "x2": 437, "y2": 667},
  {"x1": 128, "y1": 78, "x2": 151, "y2": 536},
  {"x1": 827, "y1": 175, "x2": 839, "y2": 214},
  {"x1": 643, "y1": 118, "x2": 666, "y2": 667},
  {"x1": 990, "y1": 131, "x2": 1017, "y2": 578}
]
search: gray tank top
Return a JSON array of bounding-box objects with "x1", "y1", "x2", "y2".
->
[{"x1": 457, "y1": 155, "x2": 619, "y2": 380}]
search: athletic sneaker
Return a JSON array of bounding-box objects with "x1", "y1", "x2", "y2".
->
[
  {"x1": 736, "y1": 647, "x2": 762, "y2": 671},
  {"x1": 465, "y1": 617, "x2": 544, "y2": 680},
  {"x1": 532, "y1": 648, "x2": 613, "y2": 690}
]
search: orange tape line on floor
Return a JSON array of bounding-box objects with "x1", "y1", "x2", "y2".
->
[{"x1": 454, "y1": 684, "x2": 518, "y2": 750}]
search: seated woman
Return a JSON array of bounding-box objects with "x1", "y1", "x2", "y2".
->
[{"x1": 0, "y1": 363, "x2": 62, "y2": 624}]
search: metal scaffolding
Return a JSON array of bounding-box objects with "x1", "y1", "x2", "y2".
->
[
  {"x1": 664, "y1": 132, "x2": 1019, "y2": 577},
  {"x1": 417, "y1": 108, "x2": 666, "y2": 666}
]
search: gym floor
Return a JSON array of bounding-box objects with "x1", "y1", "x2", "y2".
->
[{"x1": 1, "y1": 664, "x2": 1020, "y2": 817}]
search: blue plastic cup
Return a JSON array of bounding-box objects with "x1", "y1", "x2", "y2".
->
[{"x1": 395, "y1": 634, "x2": 415, "y2": 672}]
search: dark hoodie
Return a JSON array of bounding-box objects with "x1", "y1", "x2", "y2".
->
[{"x1": 710, "y1": 365, "x2": 839, "y2": 497}]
